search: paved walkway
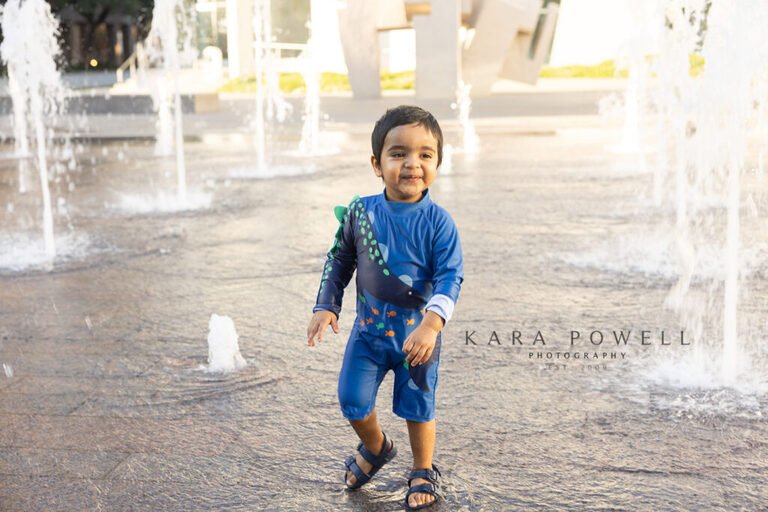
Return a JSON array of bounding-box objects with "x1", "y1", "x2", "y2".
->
[{"x1": 2, "y1": 100, "x2": 765, "y2": 511}]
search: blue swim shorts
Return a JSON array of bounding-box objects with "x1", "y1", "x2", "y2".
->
[{"x1": 337, "y1": 324, "x2": 442, "y2": 423}]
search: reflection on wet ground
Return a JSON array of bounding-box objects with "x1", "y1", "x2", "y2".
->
[{"x1": 1, "y1": 120, "x2": 766, "y2": 510}]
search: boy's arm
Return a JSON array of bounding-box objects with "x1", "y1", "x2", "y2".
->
[
  {"x1": 425, "y1": 212, "x2": 464, "y2": 325},
  {"x1": 313, "y1": 200, "x2": 358, "y2": 318},
  {"x1": 404, "y1": 211, "x2": 462, "y2": 365}
]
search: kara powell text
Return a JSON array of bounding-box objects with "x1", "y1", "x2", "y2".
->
[{"x1": 463, "y1": 330, "x2": 689, "y2": 346}]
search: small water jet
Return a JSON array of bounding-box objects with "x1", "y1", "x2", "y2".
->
[
  {"x1": 452, "y1": 80, "x2": 479, "y2": 155},
  {"x1": 261, "y1": 1, "x2": 292, "y2": 124},
  {"x1": 611, "y1": 0, "x2": 661, "y2": 156},
  {"x1": 441, "y1": 144, "x2": 454, "y2": 175},
  {"x1": 206, "y1": 314, "x2": 247, "y2": 372},
  {"x1": 252, "y1": 0, "x2": 270, "y2": 174},
  {"x1": 298, "y1": 0, "x2": 323, "y2": 156},
  {"x1": 7, "y1": 70, "x2": 30, "y2": 193},
  {"x1": 0, "y1": 0, "x2": 66, "y2": 261},
  {"x1": 147, "y1": 0, "x2": 196, "y2": 204}
]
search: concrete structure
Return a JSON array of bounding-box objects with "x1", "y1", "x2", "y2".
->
[
  {"x1": 463, "y1": 0, "x2": 560, "y2": 95},
  {"x1": 336, "y1": 1, "x2": 385, "y2": 98},
  {"x1": 225, "y1": 0, "x2": 256, "y2": 78},
  {"x1": 337, "y1": 0, "x2": 560, "y2": 99},
  {"x1": 410, "y1": 0, "x2": 462, "y2": 99},
  {"x1": 219, "y1": 0, "x2": 559, "y2": 99},
  {"x1": 498, "y1": 2, "x2": 560, "y2": 86}
]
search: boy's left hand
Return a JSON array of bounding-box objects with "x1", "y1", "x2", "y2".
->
[{"x1": 403, "y1": 311, "x2": 443, "y2": 366}]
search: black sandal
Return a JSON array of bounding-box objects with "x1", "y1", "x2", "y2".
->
[
  {"x1": 404, "y1": 464, "x2": 442, "y2": 510},
  {"x1": 344, "y1": 432, "x2": 398, "y2": 490}
]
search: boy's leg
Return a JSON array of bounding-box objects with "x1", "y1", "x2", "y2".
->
[
  {"x1": 345, "y1": 409, "x2": 393, "y2": 486},
  {"x1": 406, "y1": 419, "x2": 436, "y2": 509},
  {"x1": 338, "y1": 327, "x2": 392, "y2": 486},
  {"x1": 390, "y1": 334, "x2": 441, "y2": 507}
]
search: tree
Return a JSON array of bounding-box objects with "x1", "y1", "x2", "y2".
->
[
  {"x1": 48, "y1": 0, "x2": 154, "y2": 68},
  {"x1": 50, "y1": 0, "x2": 153, "y2": 25}
]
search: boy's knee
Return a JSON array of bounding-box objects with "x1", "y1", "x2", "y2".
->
[{"x1": 338, "y1": 387, "x2": 374, "y2": 421}]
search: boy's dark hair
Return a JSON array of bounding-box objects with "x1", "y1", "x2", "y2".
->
[{"x1": 371, "y1": 105, "x2": 443, "y2": 167}]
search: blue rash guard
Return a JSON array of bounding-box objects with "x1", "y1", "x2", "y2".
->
[{"x1": 313, "y1": 189, "x2": 464, "y2": 422}]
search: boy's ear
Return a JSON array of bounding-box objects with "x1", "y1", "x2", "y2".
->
[{"x1": 370, "y1": 155, "x2": 382, "y2": 177}]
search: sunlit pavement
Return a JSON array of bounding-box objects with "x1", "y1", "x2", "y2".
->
[{"x1": 1, "y1": 96, "x2": 766, "y2": 510}]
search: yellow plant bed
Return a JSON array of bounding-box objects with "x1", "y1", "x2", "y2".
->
[
  {"x1": 539, "y1": 56, "x2": 706, "y2": 79},
  {"x1": 538, "y1": 60, "x2": 627, "y2": 78},
  {"x1": 218, "y1": 57, "x2": 704, "y2": 92},
  {"x1": 381, "y1": 70, "x2": 415, "y2": 90},
  {"x1": 219, "y1": 71, "x2": 416, "y2": 93},
  {"x1": 279, "y1": 72, "x2": 352, "y2": 93},
  {"x1": 689, "y1": 54, "x2": 705, "y2": 77}
]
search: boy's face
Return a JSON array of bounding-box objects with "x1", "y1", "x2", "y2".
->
[{"x1": 371, "y1": 123, "x2": 439, "y2": 203}]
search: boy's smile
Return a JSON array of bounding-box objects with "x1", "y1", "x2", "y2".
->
[{"x1": 372, "y1": 123, "x2": 439, "y2": 203}]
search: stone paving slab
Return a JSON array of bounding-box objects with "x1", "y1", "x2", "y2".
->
[
  {"x1": 1, "y1": 110, "x2": 765, "y2": 510},
  {"x1": 0, "y1": 392, "x2": 92, "y2": 416},
  {"x1": 0, "y1": 447, "x2": 126, "y2": 479},
  {"x1": 0, "y1": 91, "x2": 617, "y2": 141},
  {"x1": 0, "y1": 476, "x2": 278, "y2": 512},
  {"x1": 0, "y1": 415, "x2": 243, "y2": 456}
]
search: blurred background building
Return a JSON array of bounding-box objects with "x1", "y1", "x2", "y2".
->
[{"x1": 31, "y1": 0, "x2": 647, "y2": 99}]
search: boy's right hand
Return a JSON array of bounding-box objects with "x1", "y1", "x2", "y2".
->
[{"x1": 307, "y1": 310, "x2": 339, "y2": 347}]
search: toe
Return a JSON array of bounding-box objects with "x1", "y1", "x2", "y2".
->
[
  {"x1": 412, "y1": 492, "x2": 430, "y2": 507},
  {"x1": 408, "y1": 477, "x2": 436, "y2": 508}
]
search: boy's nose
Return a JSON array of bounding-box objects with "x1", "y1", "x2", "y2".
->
[{"x1": 404, "y1": 155, "x2": 420, "y2": 168}]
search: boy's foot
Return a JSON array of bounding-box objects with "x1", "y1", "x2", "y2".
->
[
  {"x1": 407, "y1": 477, "x2": 436, "y2": 509},
  {"x1": 404, "y1": 465, "x2": 441, "y2": 511},
  {"x1": 345, "y1": 435, "x2": 396, "y2": 488}
]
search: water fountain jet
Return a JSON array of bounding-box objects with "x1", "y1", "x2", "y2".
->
[
  {"x1": 0, "y1": 0, "x2": 66, "y2": 260},
  {"x1": 148, "y1": 0, "x2": 194, "y2": 204},
  {"x1": 252, "y1": 0, "x2": 269, "y2": 174},
  {"x1": 452, "y1": 80, "x2": 479, "y2": 155},
  {"x1": 207, "y1": 314, "x2": 247, "y2": 372},
  {"x1": 653, "y1": 0, "x2": 768, "y2": 388}
]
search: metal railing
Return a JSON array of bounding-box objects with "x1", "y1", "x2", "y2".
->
[{"x1": 116, "y1": 42, "x2": 146, "y2": 83}]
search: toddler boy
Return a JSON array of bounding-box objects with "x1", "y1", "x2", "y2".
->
[{"x1": 307, "y1": 105, "x2": 463, "y2": 510}]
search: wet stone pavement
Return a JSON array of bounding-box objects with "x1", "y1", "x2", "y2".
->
[{"x1": 1, "y1": 115, "x2": 767, "y2": 511}]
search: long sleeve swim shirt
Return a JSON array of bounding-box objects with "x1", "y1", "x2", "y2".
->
[{"x1": 313, "y1": 189, "x2": 463, "y2": 337}]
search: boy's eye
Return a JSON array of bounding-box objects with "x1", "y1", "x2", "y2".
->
[
  {"x1": 390, "y1": 152, "x2": 405, "y2": 158},
  {"x1": 421, "y1": 153, "x2": 432, "y2": 159}
]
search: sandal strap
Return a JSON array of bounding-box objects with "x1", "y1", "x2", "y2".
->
[
  {"x1": 407, "y1": 464, "x2": 441, "y2": 487},
  {"x1": 344, "y1": 456, "x2": 371, "y2": 488},
  {"x1": 407, "y1": 483, "x2": 439, "y2": 497},
  {"x1": 357, "y1": 432, "x2": 393, "y2": 468},
  {"x1": 344, "y1": 433, "x2": 398, "y2": 490}
]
